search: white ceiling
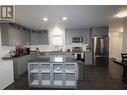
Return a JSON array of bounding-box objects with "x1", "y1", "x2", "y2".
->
[{"x1": 15, "y1": 5, "x2": 126, "y2": 30}]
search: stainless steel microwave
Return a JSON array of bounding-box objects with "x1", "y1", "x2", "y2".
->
[{"x1": 72, "y1": 37, "x2": 83, "y2": 43}]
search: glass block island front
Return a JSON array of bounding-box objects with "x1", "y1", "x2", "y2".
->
[{"x1": 28, "y1": 55, "x2": 78, "y2": 89}]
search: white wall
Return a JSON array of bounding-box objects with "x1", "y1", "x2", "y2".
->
[
  {"x1": 66, "y1": 43, "x2": 85, "y2": 51},
  {"x1": 27, "y1": 45, "x2": 52, "y2": 52},
  {"x1": 109, "y1": 24, "x2": 123, "y2": 59},
  {"x1": 122, "y1": 21, "x2": 127, "y2": 52},
  {"x1": 108, "y1": 19, "x2": 127, "y2": 60},
  {"x1": 0, "y1": 46, "x2": 15, "y2": 59},
  {"x1": 0, "y1": 26, "x2": 1, "y2": 46}
]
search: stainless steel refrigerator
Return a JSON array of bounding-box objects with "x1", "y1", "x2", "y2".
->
[{"x1": 92, "y1": 36, "x2": 109, "y2": 66}]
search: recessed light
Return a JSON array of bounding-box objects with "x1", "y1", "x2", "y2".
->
[
  {"x1": 43, "y1": 17, "x2": 48, "y2": 21},
  {"x1": 115, "y1": 11, "x2": 127, "y2": 18},
  {"x1": 62, "y1": 17, "x2": 67, "y2": 21}
]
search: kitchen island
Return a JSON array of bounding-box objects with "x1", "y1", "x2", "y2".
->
[{"x1": 28, "y1": 55, "x2": 78, "y2": 89}]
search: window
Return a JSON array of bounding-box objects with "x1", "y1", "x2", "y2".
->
[{"x1": 51, "y1": 27, "x2": 64, "y2": 46}]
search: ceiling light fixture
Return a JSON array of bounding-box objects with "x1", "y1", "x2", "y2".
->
[
  {"x1": 43, "y1": 17, "x2": 48, "y2": 21},
  {"x1": 115, "y1": 11, "x2": 127, "y2": 18},
  {"x1": 62, "y1": 17, "x2": 67, "y2": 21}
]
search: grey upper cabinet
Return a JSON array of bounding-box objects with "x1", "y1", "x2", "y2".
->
[
  {"x1": 23, "y1": 30, "x2": 31, "y2": 45},
  {"x1": 65, "y1": 29, "x2": 91, "y2": 44},
  {"x1": 31, "y1": 31, "x2": 38, "y2": 45},
  {"x1": 1, "y1": 23, "x2": 49, "y2": 46},
  {"x1": 81, "y1": 30, "x2": 90, "y2": 44},
  {"x1": 8, "y1": 26, "x2": 19, "y2": 45},
  {"x1": 1, "y1": 23, "x2": 9, "y2": 46},
  {"x1": 38, "y1": 30, "x2": 49, "y2": 45},
  {"x1": 31, "y1": 30, "x2": 49, "y2": 45},
  {"x1": 65, "y1": 29, "x2": 72, "y2": 44},
  {"x1": 8, "y1": 26, "x2": 31, "y2": 45},
  {"x1": 1, "y1": 23, "x2": 31, "y2": 46},
  {"x1": 91, "y1": 27, "x2": 108, "y2": 36}
]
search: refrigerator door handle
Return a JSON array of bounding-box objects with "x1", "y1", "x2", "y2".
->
[{"x1": 100, "y1": 38, "x2": 104, "y2": 55}]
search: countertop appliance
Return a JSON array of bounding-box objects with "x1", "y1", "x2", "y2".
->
[
  {"x1": 92, "y1": 36, "x2": 109, "y2": 66},
  {"x1": 72, "y1": 47, "x2": 83, "y2": 52}
]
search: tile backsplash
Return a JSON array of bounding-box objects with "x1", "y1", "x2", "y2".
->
[{"x1": 0, "y1": 46, "x2": 15, "y2": 58}]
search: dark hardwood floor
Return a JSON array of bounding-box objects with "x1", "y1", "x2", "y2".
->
[{"x1": 5, "y1": 59, "x2": 127, "y2": 90}]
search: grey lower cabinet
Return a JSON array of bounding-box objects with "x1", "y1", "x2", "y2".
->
[
  {"x1": 85, "y1": 52, "x2": 92, "y2": 65},
  {"x1": 28, "y1": 62, "x2": 78, "y2": 88},
  {"x1": 13, "y1": 53, "x2": 37, "y2": 79},
  {"x1": 77, "y1": 62, "x2": 84, "y2": 80}
]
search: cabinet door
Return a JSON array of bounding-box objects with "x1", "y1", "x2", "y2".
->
[
  {"x1": 38, "y1": 31, "x2": 49, "y2": 45},
  {"x1": 1, "y1": 23, "x2": 9, "y2": 45},
  {"x1": 85, "y1": 52, "x2": 92, "y2": 65},
  {"x1": 7, "y1": 24, "x2": 31, "y2": 45},
  {"x1": 52, "y1": 63, "x2": 63, "y2": 86},
  {"x1": 8, "y1": 26, "x2": 18, "y2": 45},
  {"x1": 65, "y1": 63, "x2": 77, "y2": 87},
  {"x1": 83, "y1": 31, "x2": 91, "y2": 44},
  {"x1": 78, "y1": 63, "x2": 84, "y2": 80},
  {"x1": 65, "y1": 30, "x2": 72, "y2": 44},
  {"x1": 21, "y1": 30, "x2": 31, "y2": 45},
  {"x1": 17, "y1": 58, "x2": 25, "y2": 76},
  {"x1": 28, "y1": 63, "x2": 40, "y2": 87},
  {"x1": 31, "y1": 30, "x2": 49, "y2": 45},
  {"x1": 31, "y1": 31, "x2": 38, "y2": 45},
  {"x1": 92, "y1": 27, "x2": 108, "y2": 36}
]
